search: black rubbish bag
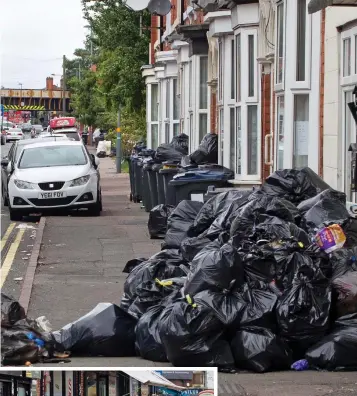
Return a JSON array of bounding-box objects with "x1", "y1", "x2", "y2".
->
[
  {"x1": 299, "y1": 191, "x2": 349, "y2": 234},
  {"x1": 343, "y1": 218, "x2": 357, "y2": 248},
  {"x1": 170, "y1": 134, "x2": 189, "y2": 154},
  {"x1": 193, "y1": 289, "x2": 246, "y2": 329},
  {"x1": 1, "y1": 294, "x2": 26, "y2": 327},
  {"x1": 276, "y1": 272, "x2": 331, "y2": 357},
  {"x1": 236, "y1": 242, "x2": 277, "y2": 283},
  {"x1": 164, "y1": 200, "x2": 204, "y2": 249},
  {"x1": 298, "y1": 189, "x2": 346, "y2": 214},
  {"x1": 135, "y1": 289, "x2": 182, "y2": 362},
  {"x1": 123, "y1": 258, "x2": 147, "y2": 274},
  {"x1": 52, "y1": 303, "x2": 137, "y2": 357},
  {"x1": 155, "y1": 144, "x2": 185, "y2": 163},
  {"x1": 148, "y1": 204, "x2": 175, "y2": 239},
  {"x1": 239, "y1": 282, "x2": 279, "y2": 331},
  {"x1": 121, "y1": 249, "x2": 188, "y2": 313},
  {"x1": 192, "y1": 190, "x2": 251, "y2": 236},
  {"x1": 330, "y1": 247, "x2": 357, "y2": 281},
  {"x1": 184, "y1": 242, "x2": 244, "y2": 296},
  {"x1": 1, "y1": 326, "x2": 44, "y2": 365},
  {"x1": 261, "y1": 167, "x2": 331, "y2": 205},
  {"x1": 180, "y1": 232, "x2": 212, "y2": 262},
  {"x1": 230, "y1": 195, "x2": 300, "y2": 239},
  {"x1": 189, "y1": 133, "x2": 218, "y2": 165},
  {"x1": 128, "y1": 277, "x2": 183, "y2": 319},
  {"x1": 159, "y1": 300, "x2": 234, "y2": 368},
  {"x1": 231, "y1": 326, "x2": 293, "y2": 373},
  {"x1": 306, "y1": 313, "x2": 357, "y2": 371},
  {"x1": 252, "y1": 215, "x2": 309, "y2": 246},
  {"x1": 333, "y1": 271, "x2": 357, "y2": 318}
]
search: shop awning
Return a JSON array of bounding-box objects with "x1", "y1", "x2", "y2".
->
[
  {"x1": 121, "y1": 371, "x2": 185, "y2": 391},
  {"x1": 308, "y1": 0, "x2": 357, "y2": 14}
]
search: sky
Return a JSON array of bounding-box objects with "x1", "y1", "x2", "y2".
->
[{"x1": 0, "y1": 0, "x2": 87, "y2": 89}]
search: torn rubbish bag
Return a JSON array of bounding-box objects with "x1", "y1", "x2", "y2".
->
[
  {"x1": 260, "y1": 167, "x2": 331, "y2": 205},
  {"x1": 306, "y1": 313, "x2": 357, "y2": 371},
  {"x1": 158, "y1": 299, "x2": 234, "y2": 368},
  {"x1": 276, "y1": 272, "x2": 331, "y2": 357},
  {"x1": 231, "y1": 326, "x2": 293, "y2": 373},
  {"x1": 52, "y1": 303, "x2": 137, "y2": 357},
  {"x1": 163, "y1": 200, "x2": 204, "y2": 249},
  {"x1": 148, "y1": 204, "x2": 175, "y2": 239},
  {"x1": 1, "y1": 294, "x2": 26, "y2": 327}
]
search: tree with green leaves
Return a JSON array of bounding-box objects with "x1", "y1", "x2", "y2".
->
[{"x1": 66, "y1": 0, "x2": 151, "y2": 145}]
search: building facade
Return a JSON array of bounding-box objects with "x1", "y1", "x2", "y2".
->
[{"x1": 143, "y1": 0, "x2": 357, "y2": 202}]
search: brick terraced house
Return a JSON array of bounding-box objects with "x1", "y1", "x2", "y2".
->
[{"x1": 142, "y1": 0, "x2": 357, "y2": 202}]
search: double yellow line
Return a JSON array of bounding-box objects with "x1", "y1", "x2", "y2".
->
[{"x1": 1, "y1": 223, "x2": 25, "y2": 288}]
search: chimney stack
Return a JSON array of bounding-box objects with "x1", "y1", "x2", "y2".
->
[{"x1": 46, "y1": 77, "x2": 54, "y2": 90}]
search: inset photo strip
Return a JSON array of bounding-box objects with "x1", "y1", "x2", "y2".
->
[{"x1": 0, "y1": 370, "x2": 216, "y2": 396}]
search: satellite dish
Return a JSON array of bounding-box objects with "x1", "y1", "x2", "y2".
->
[
  {"x1": 124, "y1": 0, "x2": 150, "y2": 11},
  {"x1": 147, "y1": 0, "x2": 172, "y2": 16}
]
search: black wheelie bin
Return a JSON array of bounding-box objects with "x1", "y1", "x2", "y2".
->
[{"x1": 159, "y1": 162, "x2": 180, "y2": 206}]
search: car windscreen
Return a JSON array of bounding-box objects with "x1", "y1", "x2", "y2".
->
[{"x1": 18, "y1": 145, "x2": 87, "y2": 169}]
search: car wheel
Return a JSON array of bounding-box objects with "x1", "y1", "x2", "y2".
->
[
  {"x1": 88, "y1": 190, "x2": 102, "y2": 216},
  {"x1": 1, "y1": 136, "x2": 5, "y2": 145},
  {"x1": 9, "y1": 205, "x2": 22, "y2": 221}
]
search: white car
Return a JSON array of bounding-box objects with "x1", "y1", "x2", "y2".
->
[
  {"x1": 7, "y1": 140, "x2": 102, "y2": 220},
  {"x1": 5, "y1": 128, "x2": 24, "y2": 142}
]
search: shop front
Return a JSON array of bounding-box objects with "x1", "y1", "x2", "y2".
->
[{"x1": 0, "y1": 372, "x2": 32, "y2": 396}]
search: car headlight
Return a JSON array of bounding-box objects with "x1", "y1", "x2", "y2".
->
[
  {"x1": 14, "y1": 179, "x2": 34, "y2": 189},
  {"x1": 69, "y1": 175, "x2": 90, "y2": 187}
]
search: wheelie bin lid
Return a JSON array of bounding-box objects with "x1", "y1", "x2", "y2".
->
[
  {"x1": 159, "y1": 168, "x2": 180, "y2": 174},
  {"x1": 171, "y1": 169, "x2": 231, "y2": 182}
]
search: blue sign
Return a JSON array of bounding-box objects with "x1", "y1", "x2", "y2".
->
[{"x1": 0, "y1": 104, "x2": 4, "y2": 116}]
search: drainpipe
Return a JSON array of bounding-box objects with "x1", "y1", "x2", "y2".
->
[
  {"x1": 181, "y1": 0, "x2": 185, "y2": 25},
  {"x1": 159, "y1": 16, "x2": 164, "y2": 51}
]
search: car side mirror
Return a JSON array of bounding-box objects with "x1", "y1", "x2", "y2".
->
[
  {"x1": 1, "y1": 158, "x2": 9, "y2": 167},
  {"x1": 90, "y1": 154, "x2": 99, "y2": 168}
]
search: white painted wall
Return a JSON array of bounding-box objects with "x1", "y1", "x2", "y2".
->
[{"x1": 323, "y1": 7, "x2": 357, "y2": 191}]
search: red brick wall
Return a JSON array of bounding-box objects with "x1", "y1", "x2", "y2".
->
[
  {"x1": 171, "y1": 0, "x2": 177, "y2": 25},
  {"x1": 210, "y1": 90, "x2": 217, "y2": 133},
  {"x1": 150, "y1": 16, "x2": 159, "y2": 64},
  {"x1": 261, "y1": 70, "x2": 272, "y2": 181},
  {"x1": 319, "y1": 9, "x2": 325, "y2": 177}
]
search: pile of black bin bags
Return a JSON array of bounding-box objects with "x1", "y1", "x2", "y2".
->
[
  {"x1": 129, "y1": 167, "x2": 357, "y2": 372},
  {"x1": 3, "y1": 167, "x2": 357, "y2": 371}
]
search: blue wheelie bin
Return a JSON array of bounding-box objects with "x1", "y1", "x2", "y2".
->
[{"x1": 169, "y1": 168, "x2": 233, "y2": 205}]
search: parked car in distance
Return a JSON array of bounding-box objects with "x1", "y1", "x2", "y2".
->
[
  {"x1": 21, "y1": 123, "x2": 32, "y2": 133},
  {"x1": 31, "y1": 124, "x2": 43, "y2": 134},
  {"x1": 5, "y1": 128, "x2": 24, "y2": 142},
  {"x1": 5, "y1": 140, "x2": 102, "y2": 220},
  {"x1": 50, "y1": 127, "x2": 80, "y2": 141}
]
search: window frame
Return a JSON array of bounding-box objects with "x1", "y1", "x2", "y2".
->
[
  {"x1": 275, "y1": 94, "x2": 285, "y2": 171},
  {"x1": 341, "y1": 27, "x2": 357, "y2": 86},
  {"x1": 195, "y1": 55, "x2": 210, "y2": 145},
  {"x1": 147, "y1": 83, "x2": 160, "y2": 149},
  {"x1": 232, "y1": 28, "x2": 261, "y2": 181},
  {"x1": 275, "y1": 0, "x2": 286, "y2": 92},
  {"x1": 290, "y1": 0, "x2": 312, "y2": 89}
]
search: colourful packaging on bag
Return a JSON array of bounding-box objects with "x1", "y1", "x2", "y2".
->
[{"x1": 315, "y1": 224, "x2": 346, "y2": 254}]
